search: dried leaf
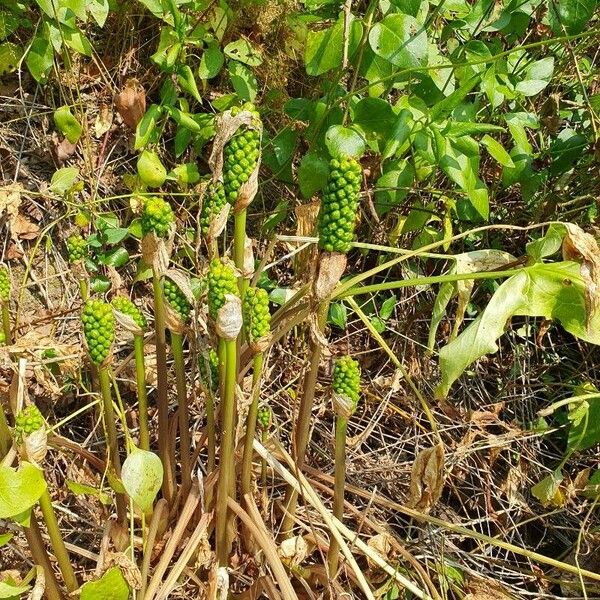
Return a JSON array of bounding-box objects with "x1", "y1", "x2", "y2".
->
[
  {"x1": 464, "y1": 577, "x2": 514, "y2": 600},
  {"x1": 11, "y1": 213, "x2": 39, "y2": 240},
  {"x1": 0, "y1": 183, "x2": 22, "y2": 223},
  {"x1": 52, "y1": 132, "x2": 77, "y2": 162},
  {"x1": 294, "y1": 201, "x2": 320, "y2": 278},
  {"x1": 407, "y1": 443, "x2": 445, "y2": 512},
  {"x1": 314, "y1": 252, "x2": 347, "y2": 301},
  {"x1": 115, "y1": 79, "x2": 146, "y2": 130},
  {"x1": 278, "y1": 535, "x2": 308, "y2": 567},
  {"x1": 216, "y1": 294, "x2": 243, "y2": 341},
  {"x1": 366, "y1": 532, "x2": 393, "y2": 571},
  {"x1": 94, "y1": 104, "x2": 114, "y2": 138}
]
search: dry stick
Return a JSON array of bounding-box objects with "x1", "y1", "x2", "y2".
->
[
  {"x1": 139, "y1": 498, "x2": 168, "y2": 600},
  {"x1": 24, "y1": 519, "x2": 64, "y2": 600},
  {"x1": 280, "y1": 299, "x2": 329, "y2": 537},
  {"x1": 133, "y1": 334, "x2": 149, "y2": 451},
  {"x1": 171, "y1": 331, "x2": 191, "y2": 490},
  {"x1": 152, "y1": 271, "x2": 175, "y2": 502}
]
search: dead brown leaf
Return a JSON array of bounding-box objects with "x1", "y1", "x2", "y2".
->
[
  {"x1": 52, "y1": 132, "x2": 77, "y2": 162},
  {"x1": 464, "y1": 576, "x2": 514, "y2": 600},
  {"x1": 115, "y1": 79, "x2": 146, "y2": 130},
  {"x1": 11, "y1": 213, "x2": 40, "y2": 240},
  {"x1": 314, "y1": 252, "x2": 347, "y2": 301},
  {"x1": 407, "y1": 443, "x2": 445, "y2": 512},
  {"x1": 94, "y1": 103, "x2": 114, "y2": 137}
]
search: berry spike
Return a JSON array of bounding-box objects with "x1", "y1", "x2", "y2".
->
[
  {"x1": 66, "y1": 234, "x2": 87, "y2": 263},
  {"x1": 111, "y1": 296, "x2": 147, "y2": 330},
  {"x1": 82, "y1": 299, "x2": 115, "y2": 365},
  {"x1": 163, "y1": 278, "x2": 192, "y2": 322},
  {"x1": 141, "y1": 196, "x2": 175, "y2": 239},
  {"x1": 243, "y1": 287, "x2": 271, "y2": 343},
  {"x1": 332, "y1": 356, "x2": 361, "y2": 413},
  {"x1": 200, "y1": 181, "x2": 228, "y2": 237},
  {"x1": 207, "y1": 258, "x2": 239, "y2": 320}
]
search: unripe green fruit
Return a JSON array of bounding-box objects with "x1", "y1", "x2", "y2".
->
[
  {"x1": 0, "y1": 267, "x2": 10, "y2": 303},
  {"x1": 243, "y1": 287, "x2": 270, "y2": 342},
  {"x1": 332, "y1": 356, "x2": 360, "y2": 410},
  {"x1": 200, "y1": 182, "x2": 228, "y2": 236},
  {"x1": 318, "y1": 157, "x2": 362, "y2": 253},
  {"x1": 82, "y1": 299, "x2": 115, "y2": 365},
  {"x1": 141, "y1": 197, "x2": 174, "y2": 239},
  {"x1": 137, "y1": 150, "x2": 167, "y2": 188},
  {"x1": 199, "y1": 349, "x2": 219, "y2": 393},
  {"x1": 15, "y1": 404, "x2": 44, "y2": 442},
  {"x1": 111, "y1": 296, "x2": 146, "y2": 330},
  {"x1": 257, "y1": 405, "x2": 271, "y2": 429},
  {"x1": 67, "y1": 234, "x2": 87, "y2": 263},
  {"x1": 0, "y1": 329, "x2": 5, "y2": 345},
  {"x1": 163, "y1": 278, "x2": 191, "y2": 322},
  {"x1": 207, "y1": 259, "x2": 238, "y2": 320}
]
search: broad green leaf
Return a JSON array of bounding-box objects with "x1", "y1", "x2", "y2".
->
[
  {"x1": 198, "y1": 45, "x2": 224, "y2": 79},
  {"x1": 34, "y1": 0, "x2": 59, "y2": 19},
  {"x1": 352, "y1": 97, "x2": 396, "y2": 138},
  {"x1": 0, "y1": 578, "x2": 29, "y2": 598},
  {"x1": 548, "y1": 128, "x2": 587, "y2": 175},
  {"x1": 436, "y1": 261, "x2": 600, "y2": 397},
  {"x1": 224, "y1": 38, "x2": 262, "y2": 66},
  {"x1": 329, "y1": 302, "x2": 347, "y2": 329},
  {"x1": 480, "y1": 134, "x2": 514, "y2": 167},
  {"x1": 305, "y1": 13, "x2": 362, "y2": 76},
  {"x1": 583, "y1": 470, "x2": 600, "y2": 498},
  {"x1": 90, "y1": 275, "x2": 111, "y2": 293},
  {"x1": 380, "y1": 295, "x2": 396, "y2": 320},
  {"x1": 50, "y1": 167, "x2": 79, "y2": 195},
  {"x1": 382, "y1": 109, "x2": 412, "y2": 159},
  {"x1": 430, "y1": 75, "x2": 479, "y2": 120},
  {"x1": 103, "y1": 227, "x2": 130, "y2": 245},
  {"x1": 374, "y1": 160, "x2": 415, "y2": 215},
  {"x1": 62, "y1": 26, "x2": 93, "y2": 56},
  {"x1": 526, "y1": 224, "x2": 566, "y2": 262},
  {"x1": 567, "y1": 384, "x2": 600, "y2": 453},
  {"x1": 121, "y1": 448, "x2": 163, "y2": 511},
  {"x1": 0, "y1": 532, "x2": 13, "y2": 547},
  {"x1": 25, "y1": 34, "x2": 54, "y2": 83},
  {"x1": 177, "y1": 64, "x2": 201, "y2": 102},
  {"x1": 446, "y1": 122, "x2": 504, "y2": 137},
  {"x1": 135, "y1": 104, "x2": 162, "y2": 150},
  {"x1": 0, "y1": 462, "x2": 46, "y2": 519},
  {"x1": 368, "y1": 14, "x2": 427, "y2": 68},
  {"x1": 228, "y1": 61, "x2": 257, "y2": 102},
  {"x1": 80, "y1": 567, "x2": 129, "y2": 600},
  {"x1": 0, "y1": 42, "x2": 22, "y2": 76},
  {"x1": 169, "y1": 163, "x2": 200, "y2": 185},
  {"x1": 324, "y1": 125, "x2": 365, "y2": 158},
  {"x1": 88, "y1": 0, "x2": 110, "y2": 27},
  {"x1": 53, "y1": 106, "x2": 82, "y2": 144},
  {"x1": 100, "y1": 247, "x2": 129, "y2": 268},
  {"x1": 548, "y1": 0, "x2": 596, "y2": 34},
  {"x1": 531, "y1": 469, "x2": 564, "y2": 506},
  {"x1": 298, "y1": 151, "x2": 329, "y2": 198}
]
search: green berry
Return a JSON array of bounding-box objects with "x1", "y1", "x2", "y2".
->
[
  {"x1": 257, "y1": 405, "x2": 271, "y2": 429},
  {"x1": 332, "y1": 356, "x2": 360, "y2": 411},
  {"x1": 0, "y1": 267, "x2": 10, "y2": 303},
  {"x1": 141, "y1": 197, "x2": 174, "y2": 239},
  {"x1": 318, "y1": 157, "x2": 362, "y2": 253},
  {"x1": 67, "y1": 234, "x2": 87, "y2": 263},
  {"x1": 223, "y1": 108, "x2": 261, "y2": 206},
  {"x1": 163, "y1": 278, "x2": 191, "y2": 322},
  {"x1": 82, "y1": 299, "x2": 115, "y2": 365},
  {"x1": 0, "y1": 329, "x2": 5, "y2": 345},
  {"x1": 111, "y1": 296, "x2": 147, "y2": 330},
  {"x1": 200, "y1": 182, "x2": 228, "y2": 237},
  {"x1": 207, "y1": 259, "x2": 239, "y2": 320},
  {"x1": 15, "y1": 404, "x2": 44, "y2": 442},
  {"x1": 243, "y1": 287, "x2": 271, "y2": 343},
  {"x1": 199, "y1": 348, "x2": 219, "y2": 393}
]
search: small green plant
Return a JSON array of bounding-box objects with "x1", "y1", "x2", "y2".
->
[{"x1": 0, "y1": 266, "x2": 11, "y2": 344}]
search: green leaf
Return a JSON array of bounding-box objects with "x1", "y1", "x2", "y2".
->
[
  {"x1": 382, "y1": 109, "x2": 412, "y2": 159},
  {"x1": 100, "y1": 247, "x2": 129, "y2": 268},
  {"x1": 121, "y1": 449, "x2": 163, "y2": 512},
  {"x1": 531, "y1": 469, "x2": 563, "y2": 506},
  {"x1": 177, "y1": 64, "x2": 201, "y2": 102},
  {"x1": 374, "y1": 160, "x2": 415, "y2": 215},
  {"x1": 169, "y1": 163, "x2": 200, "y2": 185},
  {"x1": 134, "y1": 104, "x2": 162, "y2": 150},
  {"x1": 228, "y1": 61, "x2": 257, "y2": 102},
  {"x1": 0, "y1": 532, "x2": 13, "y2": 548},
  {"x1": 380, "y1": 295, "x2": 396, "y2": 320},
  {"x1": 66, "y1": 480, "x2": 111, "y2": 505},
  {"x1": 34, "y1": 0, "x2": 59, "y2": 19},
  {"x1": 224, "y1": 38, "x2": 262, "y2": 66},
  {"x1": 198, "y1": 45, "x2": 224, "y2": 79},
  {"x1": 0, "y1": 578, "x2": 29, "y2": 598},
  {"x1": 583, "y1": 470, "x2": 600, "y2": 498},
  {"x1": 436, "y1": 261, "x2": 600, "y2": 397},
  {"x1": 368, "y1": 14, "x2": 427, "y2": 68},
  {"x1": 53, "y1": 106, "x2": 82, "y2": 144},
  {"x1": 480, "y1": 134, "x2": 514, "y2": 167},
  {"x1": 305, "y1": 13, "x2": 362, "y2": 76},
  {"x1": 103, "y1": 227, "x2": 130, "y2": 245},
  {"x1": 62, "y1": 26, "x2": 93, "y2": 56},
  {"x1": 298, "y1": 151, "x2": 329, "y2": 198},
  {"x1": 526, "y1": 224, "x2": 566, "y2": 262},
  {"x1": 90, "y1": 275, "x2": 111, "y2": 293},
  {"x1": 0, "y1": 462, "x2": 46, "y2": 519},
  {"x1": 25, "y1": 34, "x2": 54, "y2": 83},
  {"x1": 567, "y1": 386, "x2": 600, "y2": 453},
  {"x1": 548, "y1": 0, "x2": 596, "y2": 34},
  {"x1": 50, "y1": 167, "x2": 79, "y2": 195},
  {"x1": 0, "y1": 42, "x2": 22, "y2": 76},
  {"x1": 329, "y1": 302, "x2": 347, "y2": 329},
  {"x1": 430, "y1": 75, "x2": 479, "y2": 120},
  {"x1": 324, "y1": 125, "x2": 365, "y2": 158},
  {"x1": 80, "y1": 567, "x2": 129, "y2": 600},
  {"x1": 88, "y1": 0, "x2": 110, "y2": 26},
  {"x1": 446, "y1": 122, "x2": 504, "y2": 137}
]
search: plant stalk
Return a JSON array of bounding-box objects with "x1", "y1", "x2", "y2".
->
[
  {"x1": 327, "y1": 416, "x2": 348, "y2": 576},
  {"x1": 241, "y1": 352, "x2": 264, "y2": 499},
  {"x1": 38, "y1": 488, "x2": 79, "y2": 592},
  {"x1": 2, "y1": 302, "x2": 11, "y2": 345},
  {"x1": 215, "y1": 338, "x2": 237, "y2": 566},
  {"x1": 133, "y1": 334, "x2": 150, "y2": 452},
  {"x1": 171, "y1": 331, "x2": 191, "y2": 490},
  {"x1": 281, "y1": 299, "x2": 329, "y2": 537},
  {"x1": 152, "y1": 270, "x2": 175, "y2": 502},
  {"x1": 78, "y1": 278, "x2": 88, "y2": 302},
  {"x1": 0, "y1": 407, "x2": 10, "y2": 458},
  {"x1": 24, "y1": 518, "x2": 63, "y2": 600},
  {"x1": 234, "y1": 209, "x2": 249, "y2": 299},
  {"x1": 98, "y1": 365, "x2": 128, "y2": 525}
]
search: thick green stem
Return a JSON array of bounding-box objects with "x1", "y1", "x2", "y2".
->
[
  {"x1": 260, "y1": 428, "x2": 268, "y2": 491},
  {"x1": 78, "y1": 278, "x2": 88, "y2": 302},
  {"x1": 206, "y1": 390, "x2": 216, "y2": 475},
  {"x1": 171, "y1": 332, "x2": 191, "y2": 490},
  {"x1": 2, "y1": 302, "x2": 11, "y2": 345},
  {"x1": 134, "y1": 335, "x2": 149, "y2": 452},
  {"x1": 216, "y1": 338, "x2": 237, "y2": 566},
  {"x1": 0, "y1": 406, "x2": 10, "y2": 458},
  {"x1": 98, "y1": 365, "x2": 128, "y2": 526},
  {"x1": 24, "y1": 518, "x2": 63, "y2": 600},
  {"x1": 234, "y1": 210, "x2": 249, "y2": 295},
  {"x1": 152, "y1": 270, "x2": 175, "y2": 502},
  {"x1": 327, "y1": 416, "x2": 348, "y2": 576},
  {"x1": 281, "y1": 299, "x2": 329, "y2": 537},
  {"x1": 38, "y1": 488, "x2": 79, "y2": 592},
  {"x1": 241, "y1": 352, "x2": 264, "y2": 499}
]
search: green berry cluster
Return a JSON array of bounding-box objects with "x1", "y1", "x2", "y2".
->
[
  {"x1": 243, "y1": 287, "x2": 271, "y2": 342},
  {"x1": 0, "y1": 329, "x2": 5, "y2": 345},
  {"x1": 223, "y1": 104, "x2": 261, "y2": 205},
  {"x1": 163, "y1": 278, "x2": 191, "y2": 322},
  {"x1": 199, "y1": 349, "x2": 219, "y2": 393},
  {"x1": 141, "y1": 197, "x2": 174, "y2": 238},
  {"x1": 111, "y1": 296, "x2": 147, "y2": 330},
  {"x1": 318, "y1": 157, "x2": 362, "y2": 253},
  {"x1": 15, "y1": 404, "x2": 44, "y2": 441},
  {"x1": 0, "y1": 267, "x2": 10, "y2": 302},
  {"x1": 67, "y1": 234, "x2": 87, "y2": 263},
  {"x1": 200, "y1": 182, "x2": 227, "y2": 236},
  {"x1": 257, "y1": 405, "x2": 271, "y2": 429},
  {"x1": 332, "y1": 356, "x2": 360, "y2": 410},
  {"x1": 82, "y1": 299, "x2": 115, "y2": 365},
  {"x1": 207, "y1": 259, "x2": 238, "y2": 320}
]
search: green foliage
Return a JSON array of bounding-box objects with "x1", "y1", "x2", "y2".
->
[
  {"x1": 80, "y1": 567, "x2": 129, "y2": 600},
  {"x1": 141, "y1": 197, "x2": 174, "y2": 239},
  {"x1": 163, "y1": 277, "x2": 191, "y2": 322},
  {"x1": 14, "y1": 404, "x2": 44, "y2": 442},
  {"x1": 53, "y1": 106, "x2": 82, "y2": 144},
  {"x1": 207, "y1": 259, "x2": 238, "y2": 319},
  {"x1": 0, "y1": 267, "x2": 10, "y2": 303},
  {"x1": 332, "y1": 356, "x2": 361, "y2": 411},
  {"x1": 111, "y1": 296, "x2": 146, "y2": 330},
  {"x1": 318, "y1": 156, "x2": 362, "y2": 253},
  {"x1": 200, "y1": 181, "x2": 227, "y2": 237},
  {"x1": 243, "y1": 287, "x2": 271, "y2": 343},
  {"x1": 82, "y1": 299, "x2": 115, "y2": 365},
  {"x1": 0, "y1": 462, "x2": 47, "y2": 519}
]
